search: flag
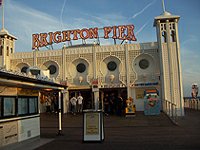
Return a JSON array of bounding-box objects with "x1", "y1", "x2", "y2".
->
[{"x1": 0, "y1": 0, "x2": 2, "y2": 6}]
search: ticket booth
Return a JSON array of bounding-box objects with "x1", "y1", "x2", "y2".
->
[{"x1": 0, "y1": 70, "x2": 67, "y2": 148}]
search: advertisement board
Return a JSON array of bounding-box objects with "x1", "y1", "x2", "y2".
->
[{"x1": 83, "y1": 110, "x2": 104, "y2": 142}]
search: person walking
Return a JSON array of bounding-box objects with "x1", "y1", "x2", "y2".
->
[
  {"x1": 103, "y1": 94, "x2": 109, "y2": 116},
  {"x1": 45, "y1": 95, "x2": 51, "y2": 113},
  {"x1": 117, "y1": 94, "x2": 124, "y2": 116},
  {"x1": 77, "y1": 93, "x2": 83, "y2": 113},
  {"x1": 70, "y1": 94, "x2": 77, "y2": 115}
]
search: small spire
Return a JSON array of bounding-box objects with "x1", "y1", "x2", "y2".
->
[{"x1": 162, "y1": 0, "x2": 166, "y2": 13}]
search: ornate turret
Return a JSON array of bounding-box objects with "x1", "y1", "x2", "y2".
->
[
  {"x1": 0, "y1": 0, "x2": 17, "y2": 69},
  {"x1": 154, "y1": 0, "x2": 184, "y2": 116}
]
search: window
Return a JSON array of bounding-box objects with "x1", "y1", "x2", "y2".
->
[
  {"x1": 21, "y1": 66, "x2": 28, "y2": 73},
  {"x1": 162, "y1": 31, "x2": 167, "y2": 43},
  {"x1": 139, "y1": 59, "x2": 149, "y2": 69},
  {"x1": 76, "y1": 63, "x2": 86, "y2": 73},
  {"x1": 170, "y1": 30, "x2": 176, "y2": 42},
  {"x1": 18, "y1": 97, "x2": 28, "y2": 115},
  {"x1": 3, "y1": 97, "x2": 16, "y2": 116},
  {"x1": 29, "y1": 97, "x2": 38, "y2": 114},
  {"x1": 107, "y1": 61, "x2": 117, "y2": 71},
  {"x1": 48, "y1": 65, "x2": 57, "y2": 75},
  {"x1": 0, "y1": 96, "x2": 38, "y2": 119},
  {"x1": 18, "y1": 97, "x2": 38, "y2": 115},
  {"x1": 0, "y1": 46, "x2": 2, "y2": 55},
  {"x1": 7, "y1": 46, "x2": 9, "y2": 56}
]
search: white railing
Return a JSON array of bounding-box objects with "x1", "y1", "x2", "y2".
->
[
  {"x1": 184, "y1": 98, "x2": 200, "y2": 111},
  {"x1": 162, "y1": 99, "x2": 177, "y2": 123}
]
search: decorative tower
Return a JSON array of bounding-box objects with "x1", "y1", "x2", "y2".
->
[
  {"x1": 0, "y1": 29, "x2": 17, "y2": 69},
  {"x1": 0, "y1": 0, "x2": 17, "y2": 70},
  {"x1": 154, "y1": 1, "x2": 184, "y2": 116}
]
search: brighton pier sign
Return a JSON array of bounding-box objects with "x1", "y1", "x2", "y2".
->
[{"x1": 32, "y1": 24, "x2": 137, "y2": 49}]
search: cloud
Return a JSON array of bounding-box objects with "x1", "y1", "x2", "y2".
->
[
  {"x1": 135, "y1": 20, "x2": 150, "y2": 36},
  {"x1": 60, "y1": 0, "x2": 67, "y2": 30},
  {"x1": 5, "y1": 0, "x2": 63, "y2": 51},
  {"x1": 5, "y1": 0, "x2": 130, "y2": 52},
  {"x1": 81, "y1": 12, "x2": 127, "y2": 27},
  {"x1": 130, "y1": 0, "x2": 156, "y2": 19}
]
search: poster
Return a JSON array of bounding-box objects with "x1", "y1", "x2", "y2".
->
[{"x1": 86, "y1": 113, "x2": 99, "y2": 135}]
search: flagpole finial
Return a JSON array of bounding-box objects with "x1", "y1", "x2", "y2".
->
[{"x1": 162, "y1": 0, "x2": 166, "y2": 13}]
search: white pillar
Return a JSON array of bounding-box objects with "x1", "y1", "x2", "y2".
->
[
  {"x1": 94, "y1": 91, "x2": 99, "y2": 110},
  {"x1": 62, "y1": 88, "x2": 69, "y2": 113},
  {"x1": 58, "y1": 91, "x2": 63, "y2": 135},
  {"x1": 125, "y1": 44, "x2": 130, "y2": 98}
]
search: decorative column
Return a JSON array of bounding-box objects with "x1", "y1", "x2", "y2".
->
[
  {"x1": 92, "y1": 45, "x2": 99, "y2": 110},
  {"x1": 124, "y1": 43, "x2": 130, "y2": 98}
]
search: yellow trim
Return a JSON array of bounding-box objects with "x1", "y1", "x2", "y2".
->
[{"x1": 68, "y1": 85, "x2": 91, "y2": 90}]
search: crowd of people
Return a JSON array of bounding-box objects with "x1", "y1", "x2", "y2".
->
[
  {"x1": 45, "y1": 94, "x2": 58, "y2": 113},
  {"x1": 45, "y1": 91, "x2": 127, "y2": 116},
  {"x1": 103, "y1": 93, "x2": 126, "y2": 116},
  {"x1": 69, "y1": 92, "x2": 127, "y2": 116}
]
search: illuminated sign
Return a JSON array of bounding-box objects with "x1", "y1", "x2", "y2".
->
[{"x1": 32, "y1": 24, "x2": 136, "y2": 49}]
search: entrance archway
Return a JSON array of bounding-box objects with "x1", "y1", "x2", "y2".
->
[{"x1": 99, "y1": 88, "x2": 127, "y2": 115}]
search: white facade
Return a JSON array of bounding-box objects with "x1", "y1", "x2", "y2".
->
[{"x1": 0, "y1": 10, "x2": 184, "y2": 116}]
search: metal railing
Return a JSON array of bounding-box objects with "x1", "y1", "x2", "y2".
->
[
  {"x1": 162, "y1": 99, "x2": 177, "y2": 123},
  {"x1": 184, "y1": 98, "x2": 200, "y2": 111}
]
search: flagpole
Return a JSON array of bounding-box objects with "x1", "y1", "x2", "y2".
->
[
  {"x1": 2, "y1": 0, "x2": 4, "y2": 30},
  {"x1": 162, "y1": 0, "x2": 166, "y2": 13}
]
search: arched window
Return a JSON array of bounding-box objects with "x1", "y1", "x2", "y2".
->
[
  {"x1": 0, "y1": 46, "x2": 2, "y2": 55},
  {"x1": 10, "y1": 48, "x2": 13, "y2": 53},
  {"x1": 162, "y1": 31, "x2": 167, "y2": 43},
  {"x1": 170, "y1": 30, "x2": 176, "y2": 42},
  {"x1": 7, "y1": 46, "x2": 9, "y2": 56}
]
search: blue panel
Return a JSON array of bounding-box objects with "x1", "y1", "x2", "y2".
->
[{"x1": 144, "y1": 99, "x2": 161, "y2": 115}]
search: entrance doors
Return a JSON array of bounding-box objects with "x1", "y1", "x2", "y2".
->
[
  {"x1": 99, "y1": 88, "x2": 127, "y2": 115},
  {"x1": 69, "y1": 89, "x2": 93, "y2": 110}
]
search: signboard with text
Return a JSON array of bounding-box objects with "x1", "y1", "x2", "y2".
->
[
  {"x1": 83, "y1": 110, "x2": 104, "y2": 142},
  {"x1": 32, "y1": 24, "x2": 136, "y2": 49}
]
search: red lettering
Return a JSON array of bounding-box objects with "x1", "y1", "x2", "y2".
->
[
  {"x1": 112, "y1": 26, "x2": 117, "y2": 39},
  {"x1": 32, "y1": 34, "x2": 40, "y2": 49},
  {"x1": 32, "y1": 24, "x2": 137, "y2": 49},
  {"x1": 72, "y1": 29, "x2": 80, "y2": 40},
  {"x1": 104, "y1": 26, "x2": 112, "y2": 39},
  {"x1": 53, "y1": 31, "x2": 62, "y2": 43},
  {"x1": 48, "y1": 32, "x2": 53, "y2": 45},
  {"x1": 62, "y1": 30, "x2": 71, "y2": 42},
  {"x1": 39, "y1": 33, "x2": 48, "y2": 47},
  {"x1": 88, "y1": 28, "x2": 98, "y2": 39},
  {"x1": 126, "y1": 25, "x2": 137, "y2": 41},
  {"x1": 118, "y1": 25, "x2": 126, "y2": 40},
  {"x1": 80, "y1": 28, "x2": 89, "y2": 39}
]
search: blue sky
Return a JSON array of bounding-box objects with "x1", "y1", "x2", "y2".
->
[{"x1": 1, "y1": 0, "x2": 200, "y2": 96}]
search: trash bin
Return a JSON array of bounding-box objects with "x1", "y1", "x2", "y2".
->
[{"x1": 83, "y1": 109, "x2": 104, "y2": 142}]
